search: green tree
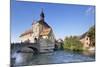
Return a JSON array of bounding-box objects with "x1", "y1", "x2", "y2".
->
[
  {"x1": 87, "y1": 25, "x2": 95, "y2": 46},
  {"x1": 64, "y1": 36, "x2": 83, "y2": 51}
]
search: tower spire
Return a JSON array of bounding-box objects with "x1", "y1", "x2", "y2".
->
[{"x1": 40, "y1": 8, "x2": 45, "y2": 20}]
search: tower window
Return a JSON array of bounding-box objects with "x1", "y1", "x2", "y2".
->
[{"x1": 86, "y1": 37, "x2": 88, "y2": 40}]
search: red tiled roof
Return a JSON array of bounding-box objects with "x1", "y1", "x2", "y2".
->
[
  {"x1": 38, "y1": 20, "x2": 51, "y2": 28},
  {"x1": 40, "y1": 28, "x2": 51, "y2": 36},
  {"x1": 20, "y1": 28, "x2": 33, "y2": 37}
]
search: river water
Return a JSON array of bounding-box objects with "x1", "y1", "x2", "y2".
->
[{"x1": 11, "y1": 49, "x2": 95, "y2": 66}]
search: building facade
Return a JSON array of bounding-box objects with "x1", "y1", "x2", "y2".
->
[
  {"x1": 80, "y1": 32, "x2": 90, "y2": 49},
  {"x1": 19, "y1": 10, "x2": 55, "y2": 52}
]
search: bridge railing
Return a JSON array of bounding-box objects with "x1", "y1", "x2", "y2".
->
[{"x1": 11, "y1": 42, "x2": 40, "y2": 51}]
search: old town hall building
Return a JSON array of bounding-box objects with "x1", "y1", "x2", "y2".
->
[{"x1": 19, "y1": 10, "x2": 55, "y2": 52}]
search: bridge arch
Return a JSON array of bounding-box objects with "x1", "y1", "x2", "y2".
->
[{"x1": 28, "y1": 47, "x2": 39, "y2": 54}]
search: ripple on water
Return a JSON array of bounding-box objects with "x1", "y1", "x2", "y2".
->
[{"x1": 11, "y1": 50, "x2": 95, "y2": 66}]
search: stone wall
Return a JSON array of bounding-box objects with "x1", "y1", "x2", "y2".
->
[{"x1": 39, "y1": 38, "x2": 55, "y2": 53}]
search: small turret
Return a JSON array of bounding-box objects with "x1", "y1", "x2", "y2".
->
[{"x1": 40, "y1": 8, "x2": 45, "y2": 20}]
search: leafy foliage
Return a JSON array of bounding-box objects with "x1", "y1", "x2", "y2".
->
[
  {"x1": 87, "y1": 25, "x2": 95, "y2": 46},
  {"x1": 64, "y1": 36, "x2": 83, "y2": 51}
]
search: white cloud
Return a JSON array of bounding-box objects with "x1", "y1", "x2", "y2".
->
[{"x1": 85, "y1": 6, "x2": 95, "y2": 15}]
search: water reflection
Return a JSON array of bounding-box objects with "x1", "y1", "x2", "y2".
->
[
  {"x1": 11, "y1": 50, "x2": 95, "y2": 66},
  {"x1": 82, "y1": 50, "x2": 95, "y2": 58},
  {"x1": 11, "y1": 47, "x2": 34, "y2": 66}
]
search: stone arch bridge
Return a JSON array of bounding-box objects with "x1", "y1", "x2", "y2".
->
[
  {"x1": 11, "y1": 42, "x2": 55, "y2": 54},
  {"x1": 11, "y1": 43, "x2": 40, "y2": 54}
]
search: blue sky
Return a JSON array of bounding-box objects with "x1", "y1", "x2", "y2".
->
[{"x1": 11, "y1": 0, "x2": 95, "y2": 43}]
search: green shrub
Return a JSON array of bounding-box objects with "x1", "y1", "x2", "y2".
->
[{"x1": 63, "y1": 36, "x2": 83, "y2": 51}]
